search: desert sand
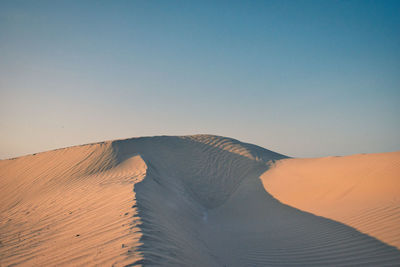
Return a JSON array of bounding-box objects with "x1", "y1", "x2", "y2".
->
[
  {"x1": 262, "y1": 152, "x2": 400, "y2": 249},
  {"x1": 1, "y1": 135, "x2": 399, "y2": 266}
]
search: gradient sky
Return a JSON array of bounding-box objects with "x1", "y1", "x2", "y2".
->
[{"x1": 1, "y1": 0, "x2": 399, "y2": 159}]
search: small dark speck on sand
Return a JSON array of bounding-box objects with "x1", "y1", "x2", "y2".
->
[{"x1": 76, "y1": 234, "x2": 80, "y2": 237}]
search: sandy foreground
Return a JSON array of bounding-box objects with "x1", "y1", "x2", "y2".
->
[{"x1": 0, "y1": 135, "x2": 399, "y2": 266}]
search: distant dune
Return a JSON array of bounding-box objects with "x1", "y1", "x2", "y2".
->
[{"x1": 1, "y1": 135, "x2": 399, "y2": 266}]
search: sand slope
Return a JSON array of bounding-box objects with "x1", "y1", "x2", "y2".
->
[
  {"x1": 0, "y1": 142, "x2": 146, "y2": 266},
  {"x1": 1, "y1": 135, "x2": 399, "y2": 266},
  {"x1": 262, "y1": 152, "x2": 400, "y2": 249}
]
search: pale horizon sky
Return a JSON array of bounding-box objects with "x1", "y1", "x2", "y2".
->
[{"x1": 1, "y1": 0, "x2": 399, "y2": 159}]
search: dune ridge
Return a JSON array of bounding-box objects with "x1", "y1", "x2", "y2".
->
[{"x1": 1, "y1": 135, "x2": 399, "y2": 266}]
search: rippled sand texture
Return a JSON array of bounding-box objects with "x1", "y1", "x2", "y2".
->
[{"x1": 1, "y1": 135, "x2": 399, "y2": 266}]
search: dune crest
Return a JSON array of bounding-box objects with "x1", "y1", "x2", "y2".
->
[{"x1": 1, "y1": 135, "x2": 399, "y2": 266}]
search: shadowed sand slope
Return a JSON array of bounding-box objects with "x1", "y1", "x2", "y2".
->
[
  {"x1": 1, "y1": 135, "x2": 400, "y2": 266},
  {"x1": 262, "y1": 152, "x2": 400, "y2": 249}
]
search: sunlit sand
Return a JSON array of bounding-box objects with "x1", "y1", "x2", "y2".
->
[{"x1": 1, "y1": 135, "x2": 399, "y2": 266}]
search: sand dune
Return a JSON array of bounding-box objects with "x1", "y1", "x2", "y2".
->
[
  {"x1": 0, "y1": 142, "x2": 146, "y2": 266},
  {"x1": 262, "y1": 152, "x2": 400, "y2": 249},
  {"x1": 1, "y1": 135, "x2": 399, "y2": 266}
]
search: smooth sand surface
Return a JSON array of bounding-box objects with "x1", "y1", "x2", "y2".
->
[
  {"x1": 1, "y1": 135, "x2": 399, "y2": 266},
  {"x1": 262, "y1": 152, "x2": 400, "y2": 249}
]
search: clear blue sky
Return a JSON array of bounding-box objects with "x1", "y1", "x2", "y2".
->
[{"x1": 1, "y1": 0, "x2": 399, "y2": 159}]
